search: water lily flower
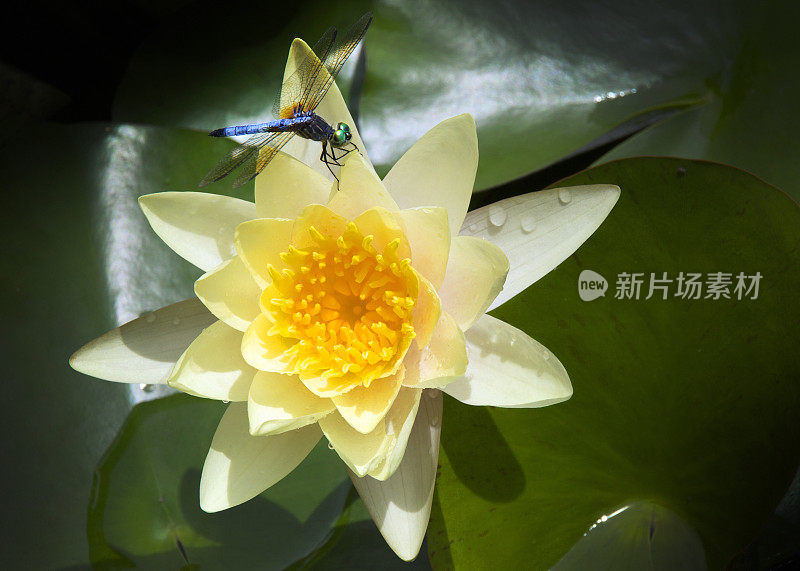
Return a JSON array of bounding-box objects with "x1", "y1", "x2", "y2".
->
[{"x1": 70, "y1": 38, "x2": 620, "y2": 561}]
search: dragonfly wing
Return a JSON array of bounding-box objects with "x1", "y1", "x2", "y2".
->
[
  {"x1": 272, "y1": 26, "x2": 337, "y2": 119},
  {"x1": 231, "y1": 130, "x2": 296, "y2": 188},
  {"x1": 306, "y1": 12, "x2": 373, "y2": 111},
  {"x1": 199, "y1": 131, "x2": 282, "y2": 187}
]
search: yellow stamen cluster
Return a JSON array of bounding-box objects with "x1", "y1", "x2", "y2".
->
[{"x1": 262, "y1": 222, "x2": 417, "y2": 389}]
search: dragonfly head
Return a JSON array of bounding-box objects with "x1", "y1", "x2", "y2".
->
[{"x1": 332, "y1": 122, "x2": 353, "y2": 147}]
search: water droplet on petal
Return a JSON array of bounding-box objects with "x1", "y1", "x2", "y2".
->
[
  {"x1": 542, "y1": 350, "x2": 550, "y2": 361},
  {"x1": 520, "y1": 213, "x2": 536, "y2": 233},
  {"x1": 145, "y1": 313, "x2": 156, "y2": 323},
  {"x1": 489, "y1": 204, "x2": 507, "y2": 227},
  {"x1": 328, "y1": 441, "x2": 335, "y2": 450},
  {"x1": 140, "y1": 383, "x2": 156, "y2": 393},
  {"x1": 558, "y1": 189, "x2": 572, "y2": 205},
  {"x1": 430, "y1": 415, "x2": 441, "y2": 427},
  {"x1": 427, "y1": 390, "x2": 438, "y2": 399},
  {"x1": 468, "y1": 222, "x2": 480, "y2": 233},
  {"x1": 172, "y1": 317, "x2": 181, "y2": 325},
  {"x1": 222, "y1": 400, "x2": 230, "y2": 404}
]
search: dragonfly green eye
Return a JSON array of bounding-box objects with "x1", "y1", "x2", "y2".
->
[{"x1": 332, "y1": 122, "x2": 353, "y2": 146}]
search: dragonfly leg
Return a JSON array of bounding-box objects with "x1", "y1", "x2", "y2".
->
[
  {"x1": 320, "y1": 141, "x2": 341, "y2": 183},
  {"x1": 327, "y1": 142, "x2": 359, "y2": 167}
]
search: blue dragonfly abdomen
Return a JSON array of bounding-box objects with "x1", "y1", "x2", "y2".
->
[{"x1": 209, "y1": 112, "x2": 334, "y2": 141}]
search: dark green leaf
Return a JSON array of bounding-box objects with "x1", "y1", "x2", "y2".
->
[
  {"x1": 0, "y1": 123, "x2": 242, "y2": 568},
  {"x1": 89, "y1": 395, "x2": 350, "y2": 569},
  {"x1": 428, "y1": 158, "x2": 800, "y2": 569},
  {"x1": 111, "y1": 0, "x2": 746, "y2": 190},
  {"x1": 599, "y1": 0, "x2": 800, "y2": 202}
]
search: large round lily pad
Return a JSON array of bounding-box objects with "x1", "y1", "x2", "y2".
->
[{"x1": 427, "y1": 157, "x2": 800, "y2": 569}]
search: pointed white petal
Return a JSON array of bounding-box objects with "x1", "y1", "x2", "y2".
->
[
  {"x1": 255, "y1": 151, "x2": 331, "y2": 219},
  {"x1": 349, "y1": 389, "x2": 442, "y2": 561},
  {"x1": 319, "y1": 388, "x2": 421, "y2": 479},
  {"x1": 396, "y1": 207, "x2": 450, "y2": 290},
  {"x1": 443, "y1": 315, "x2": 572, "y2": 407},
  {"x1": 461, "y1": 185, "x2": 620, "y2": 310},
  {"x1": 69, "y1": 299, "x2": 215, "y2": 384},
  {"x1": 331, "y1": 370, "x2": 403, "y2": 434},
  {"x1": 200, "y1": 402, "x2": 321, "y2": 512},
  {"x1": 194, "y1": 256, "x2": 261, "y2": 332},
  {"x1": 168, "y1": 321, "x2": 255, "y2": 401},
  {"x1": 383, "y1": 114, "x2": 478, "y2": 236},
  {"x1": 248, "y1": 371, "x2": 335, "y2": 435},
  {"x1": 327, "y1": 152, "x2": 398, "y2": 219},
  {"x1": 139, "y1": 192, "x2": 256, "y2": 272},
  {"x1": 278, "y1": 39, "x2": 371, "y2": 180},
  {"x1": 437, "y1": 236, "x2": 509, "y2": 331},
  {"x1": 403, "y1": 311, "x2": 467, "y2": 389}
]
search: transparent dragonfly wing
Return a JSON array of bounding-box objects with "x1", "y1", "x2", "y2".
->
[
  {"x1": 272, "y1": 26, "x2": 337, "y2": 119},
  {"x1": 306, "y1": 12, "x2": 373, "y2": 111},
  {"x1": 199, "y1": 130, "x2": 290, "y2": 187},
  {"x1": 231, "y1": 130, "x2": 296, "y2": 188}
]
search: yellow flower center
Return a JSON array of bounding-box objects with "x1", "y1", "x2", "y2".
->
[{"x1": 262, "y1": 221, "x2": 417, "y2": 389}]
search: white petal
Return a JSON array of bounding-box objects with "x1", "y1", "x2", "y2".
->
[
  {"x1": 168, "y1": 321, "x2": 255, "y2": 401},
  {"x1": 383, "y1": 114, "x2": 478, "y2": 237},
  {"x1": 279, "y1": 39, "x2": 371, "y2": 180},
  {"x1": 69, "y1": 299, "x2": 215, "y2": 384},
  {"x1": 331, "y1": 370, "x2": 404, "y2": 434},
  {"x1": 200, "y1": 402, "x2": 321, "y2": 512},
  {"x1": 255, "y1": 151, "x2": 332, "y2": 219},
  {"x1": 403, "y1": 311, "x2": 467, "y2": 389},
  {"x1": 396, "y1": 207, "x2": 450, "y2": 290},
  {"x1": 443, "y1": 314, "x2": 572, "y2": 407},
  {"x1": 248, "y1": 371, "x2": 334, "y2": 435},
  {"x1": 319, "y1": 388, "x2": 421, "y2": 478},
  {"x1": 327, "y1": 152, "x2": 398, "y2": 219},
  {"x1": 461, "y1": 185, "x2": 620, "y2": 310},
  {"x1": 349, "y1": 389, "x2": 442, "y2": 561},
  {"x1": 139, "y1": 192, "x2": 256, "y2": 272},
  {"x1": 437, "y1": 236, "x2": 509, "y2": 331},
  {"x1": 194, "y1": 256, "x2": 261, "y2": 331}
]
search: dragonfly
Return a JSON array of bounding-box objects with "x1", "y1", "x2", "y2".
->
[{"x1": 199, "y1": 12, "x2": 373, "y2": 188}]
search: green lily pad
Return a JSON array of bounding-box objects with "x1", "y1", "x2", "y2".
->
[
  {"x1": 111, "y1": 0, "x2": 747, "y2": 190},
  {"x1": 599, "y1": 0, "x2": 800, "y2": 203},
  {"x1": 0, "y1": 123, "x2": 244, "y2": 568},
  {"x1": 552, "y1": 501, "x2": 706, "y2": 570},
  {"x1": 89, "y1": 394, "x2": 350, "y2": 568},
  {"x1": 428, "y1": 157, "x2": 800, "y2": 569}
]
